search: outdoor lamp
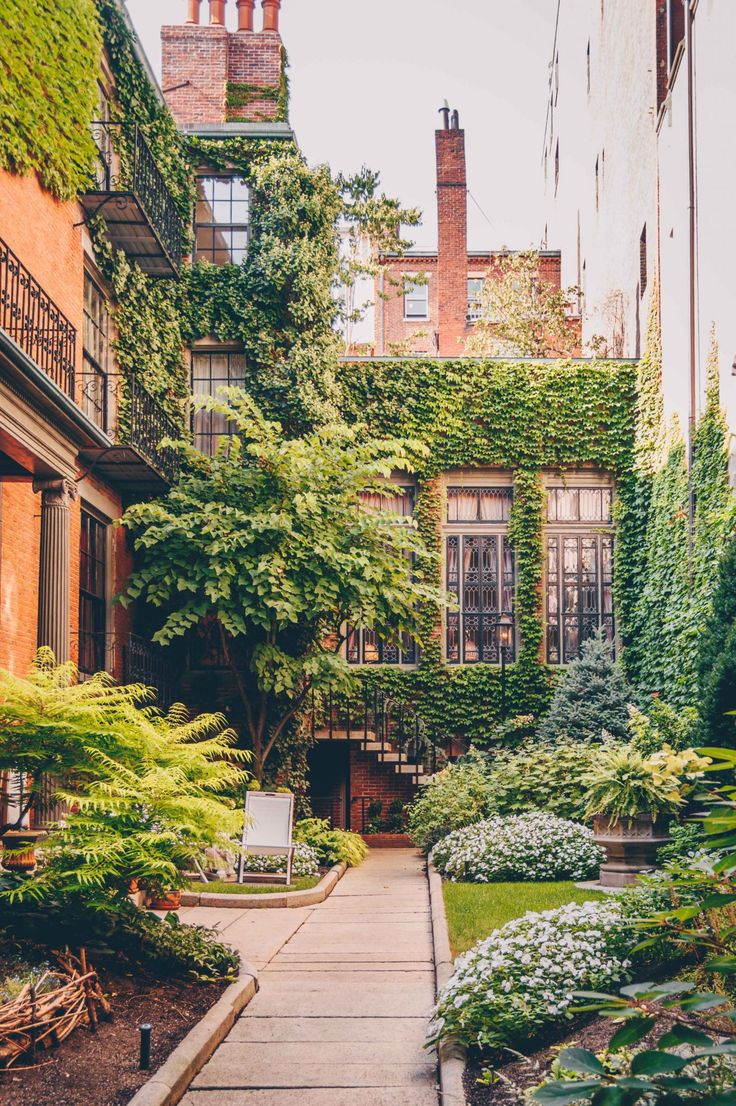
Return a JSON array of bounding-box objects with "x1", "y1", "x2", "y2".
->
[{"x1": 497, "y1": 615, "x2": 514, "y2": 721}]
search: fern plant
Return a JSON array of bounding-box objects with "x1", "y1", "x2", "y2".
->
[{"x1": 0, "y1": 651, "x2": 249, "y2": 904}]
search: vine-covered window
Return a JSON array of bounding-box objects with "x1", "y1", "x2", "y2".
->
[
  {"x1": 191, "y1": 350, "x2": 246, "y2": 455},
  {"x1": 545, "y1": 484, "x2": 614, "y2": 664},
  {"x1": 78, "y1": 509, "x2": 108, "y2": 676},
  {"x1": 447, "y1": 486, "x2": 513, "y2": 523},
  {"x1": 446, "y1": 534, "x2": 515, "y2": 664},
  {"x1": 347, "y1": 486, "x2": 416, "y2": 665},
  {"x1": 194, "y1": 175, "x2": 249, "y2": 265}
]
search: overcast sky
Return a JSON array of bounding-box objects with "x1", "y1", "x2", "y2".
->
[{"x1": 124, "y1": 0, "x2": 556, "y2": 251}]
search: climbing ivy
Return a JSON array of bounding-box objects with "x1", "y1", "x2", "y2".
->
[
  {"x1": 335, "y1": 356, "x2": 637, "y2": 740},
  {"x1": 0, "y1": 0, "x2": 101, "y2": 200}
]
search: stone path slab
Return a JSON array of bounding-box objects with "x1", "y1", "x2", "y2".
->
[{"x1": 182, "y1": 849, "x2": 438, "y2": 1105}]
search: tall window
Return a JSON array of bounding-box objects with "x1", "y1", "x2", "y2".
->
[
  {"x1": 79, "y1": 510, "x2": 107, "y2": 676},
  {"x1": 82, "y1": 274, "x2": 109, "y2": 430},
  {"x1": 467, "y1": 278, "x2": 484, "y2": 322},
  {"x1": 545, "y1": 485, "x2": 614, "y2": 665},
  {"x1": 195, "y1": 175, "x2": 249, "y2": 265},
  {"x1": 639, "y1": 224, "x2": 648, "y2": 296},
  {"x1": 191, "y1": 350, "x2": 247, "y2": 454},
  {"x1": 445, "y1": 487, "x2": 515, "y2": 664},
  {"x1": 347, "y1": 487, "x2": 416, "y2": 665},
  {"x1": 404, "y1": 280, "x2": 429, "y2": 320}
]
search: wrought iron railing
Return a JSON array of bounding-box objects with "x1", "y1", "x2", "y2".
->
[
  {"x1": 123, "y1": 633, "x2": 177, "y2": 711},
  {"x1": 0, "y1": 237, "x2": 76, "y2": 396},
  {"x1": 310, "y1": 687, "x2": 440, "y2": 788},
  {"x1": 124, "y1": 377, "x2": 180, "y2": 484},
  {"x1": 90, "y1": 121, "x2": 183, "y2": 273}
]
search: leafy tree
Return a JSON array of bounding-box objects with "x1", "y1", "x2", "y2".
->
[
  {"x1": 537, "y1": 630, "x2": 634, "y2": 743},
  {"x1": 698, "y1": 532, "x2": 736, "y2": 747},
  {"x1": 337, "y1": 166, "x2": 421, "y2": 353},
  {"x1": 465, "y1": 249, "x2": 579, "y2": 358},
  {"x1": 122, "y1": 392, "x2": 445, "y2": 781}
]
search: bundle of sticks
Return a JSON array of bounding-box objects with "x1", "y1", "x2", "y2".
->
[{"x1": 0, "y1": 949, "x2": 111, "y2": 1069}]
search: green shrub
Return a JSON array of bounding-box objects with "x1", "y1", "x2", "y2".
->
[
  {"x1": 657, "y1": 821, "x2": 707, "y2": 866},
  {"x1": 407, "y1": 751, "x2": 490, "y2": 852},
  {"x1": 628, "y1": 697, "x2": 698, "y2": 755},
  {"x1": 537, "y1": 630, "x2": 634, "y2": 744},
  {"x1": 484, "y1": 740, "x2": 600, "y2": 821},
  {"x1": 293, "y1": 818, "x2": 368, "y2": 867}
]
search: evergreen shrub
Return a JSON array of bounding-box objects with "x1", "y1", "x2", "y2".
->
[{"x1": 537, "y1": 630, "x2": 634, "y2": 744}]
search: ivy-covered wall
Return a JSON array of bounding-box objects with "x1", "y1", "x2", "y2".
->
[{"x1": 336, "y1": 356, "x2": 638, "y2": 743}]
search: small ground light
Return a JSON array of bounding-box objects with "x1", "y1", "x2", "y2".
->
[{"x1": 139, "y1": 1023, "x2": 152, "y2": 1070}]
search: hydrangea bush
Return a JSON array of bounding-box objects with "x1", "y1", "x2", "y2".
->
[
  {"x1": 243, "y1": 842, "x2": 320, "y2": 878},
  {"x1": 430, "y1": 812, "x2": 604, "y2": 883},
  {"x1": 430, "y1": 899, "x2": 633, "y2": 1050}
]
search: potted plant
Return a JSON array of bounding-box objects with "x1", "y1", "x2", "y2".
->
[{"x1": 583, "y1": 744, "x2": 709, "y2": 886}]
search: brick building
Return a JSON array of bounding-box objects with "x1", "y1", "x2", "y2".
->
[{"x1": 375, "y1": 111, "x2": 570, "y2": 357}]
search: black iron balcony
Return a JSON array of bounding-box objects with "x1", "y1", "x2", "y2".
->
[
  {"x1": 0, "y1": 237, "x2": 76, "y2": 396},
  {"x1": 80, "y1": 123, "x2": 184, "y2": 278},
  {"x1": 79, "y1": 374, "x2": 181, "y2": 491},
  {"x1": 122, "y1": 634, "x2": 177, "y2": 712}
]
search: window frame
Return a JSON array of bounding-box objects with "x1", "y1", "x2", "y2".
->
[
  {"x1": 467, "y1": 277, "x2": 484, "y2": 323},
  {"x1": 441, "y1": 476, "x2": 516, "y2": 666},
  {"x1": 403, "y1": 278, "x2": 429, "y2": 321},
  {"x1": 194, "y1": 173, "x2": 250, "y2": 266},
  {"x1": 191, "y1": 347, "x2": 247, "y2": 456},
  {"x1": 78, "y1": 507, "x2": 109, "y2": 676},
  {"x1": 542, "y1": 477, "x2": 616, "y2": 666},
  {"x1": 81, "y1": 271, "x2": 110, "y2": 431}
]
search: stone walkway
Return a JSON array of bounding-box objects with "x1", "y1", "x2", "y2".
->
[{"x1": 180, "y1": 849, "x2": 439, "y2": 1105}]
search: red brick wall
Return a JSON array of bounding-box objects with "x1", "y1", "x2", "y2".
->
[
  {"x1": 348, "y1": 746, "x2": 416, "y2": 833},
  {"x1": 436, "y1": 128, "x2": 468, "y2": 356},
  {"x1": 161, "y1": 23, "x2": 283, "y2": 128}
]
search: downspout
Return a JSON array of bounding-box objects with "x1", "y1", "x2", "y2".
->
[
  {"x1": 379, "y1": 270, "x2": 385, "y2": 355},
  {"x1": 686, "y1": 0, "x2": 697, "y2": 554}
]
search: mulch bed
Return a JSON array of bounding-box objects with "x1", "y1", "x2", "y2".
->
[
  {"x1": 464, "y1": 1017, "x2": 619, "y2": 1106},
  {"x1": 1, "y1": 962, "x2": 226, "y2": 1106}
]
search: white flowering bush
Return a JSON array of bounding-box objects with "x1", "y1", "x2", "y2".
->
[
  {"x1": 430, "y1": 811, "x2": 604, "y2": 882},
  {"x1": 243, "y1": 842, "x2": 320, "y2": 878},
  {"x1": 430, "y1": 899, "x2": 634, "y2": 1050}
]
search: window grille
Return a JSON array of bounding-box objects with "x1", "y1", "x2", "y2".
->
[{"x1": 195, "y1": 175, "x2": 249, "y2": 265}]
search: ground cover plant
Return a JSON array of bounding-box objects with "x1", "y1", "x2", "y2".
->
[
  {"x1": 442, "y1": 882, "x2": 606, "y2": 957},
  {"x1": 430, "y1": 812, "x2": 604, "y2": 883},
  {"x1": 188, "y1": 875, "x2": 321, "y2": 896}
]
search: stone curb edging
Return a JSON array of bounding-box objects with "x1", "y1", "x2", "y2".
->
[
  {"x1": 180, "y1": 860, "x2": 348, "y2": 909},
  {"x1": 125, "y1": 960, "x2": 259, "y2": 1106},
  {"x1": 428, "y1": 860, "x2": 467, "y2": 1106}
]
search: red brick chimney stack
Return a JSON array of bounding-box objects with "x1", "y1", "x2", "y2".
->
[
  {"x1": 162, "y1": 0, "x2": 286, "y2": 127},
  {"x1": 237, "y1": 0, "x2": 256, "y2": 31},
  {"x1": 436, "y1": 106, "x2": 468, "y2": 356}
]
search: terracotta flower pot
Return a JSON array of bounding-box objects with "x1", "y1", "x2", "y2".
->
[
  {"x1": 150, "y1": 890, "x2": 182, "y2": 911},
  {"x1": 593, "y1": 813, "x2": 671, "y2": 888},
  {"x1": 0, "y1": 829, "x2": 47, "y2": 872}
]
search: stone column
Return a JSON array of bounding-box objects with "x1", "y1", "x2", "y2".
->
[{"x1": 33, "y1": 477, "x2": 77, "y2": 663}]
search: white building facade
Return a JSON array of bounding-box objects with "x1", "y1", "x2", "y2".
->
[{"x1": 543, "y1": 0, "x2": 736, "y2": 444}]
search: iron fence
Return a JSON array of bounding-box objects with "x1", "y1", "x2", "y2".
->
[{"x1": 0, "y1": 237, "x2": 76, "y2": 396}]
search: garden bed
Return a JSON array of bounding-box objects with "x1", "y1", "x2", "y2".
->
[
  {"x1": 442, "y1": 880, "x2": 606, "y2": 956},
  {"x1": 186, "y1": 874, "x2": 321, "y2": 896},
  {"x1": 1, "y1": 960, "x2": 226, "y2": 1106},
  {"x1": 463, "y1": 1015, "x2": 621, "y2": 1106}
]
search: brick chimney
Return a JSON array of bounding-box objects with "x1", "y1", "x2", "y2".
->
[
  {"x1": 436, "y1": 107, "x2": 468, "y2": 355},
  {"x1": 162, "y1": 0, "x2": 285, "y2": 128}
]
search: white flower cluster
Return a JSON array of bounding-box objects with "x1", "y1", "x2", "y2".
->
[
  {"x1": 430, "y1": 899, "x2": 633, "y2": 1051},
  {"x1": 243, "y1": 842, "x2": 320, "y2": 878},
  {"x1": 430, "y1": 811, "x2": 604, "y2": 882}
]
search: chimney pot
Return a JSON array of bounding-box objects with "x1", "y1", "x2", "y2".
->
[
  {"x1": 209, "y1": 0, "x2": 226, "y2": 25},
  {"x1": 237, "y1": 0, "x2": 255, "y2": 30},
  {"x1": 262, "y1": 0, "x2": 281, "y2": 33},
  {"x1": 186, "y1": 0, "x2": 202, "y2": 23},
  {"x1": 451, "y1": 108, "x2": 460, "y2": 130},
  {"x1": 439, "y1": 101, "x2": 450, "y2": 129}
]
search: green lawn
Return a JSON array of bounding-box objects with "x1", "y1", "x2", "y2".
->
[
  {"x1": 189, "y1": 874, "x2": 321, "y2": 896},
  {"x1": 443, "y1": 880, "x2": 607, "y2": 956}
]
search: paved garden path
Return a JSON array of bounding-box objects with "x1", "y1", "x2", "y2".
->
[{"x1": 180, "y1": 848, "x2": 439, "y2": 1106}]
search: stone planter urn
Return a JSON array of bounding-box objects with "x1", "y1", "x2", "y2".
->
[
  {"x1": 0, "y1": 828, "x2": 47, "y2": 872},
  {"x1": 593, "y1": 813, "x2": 671, "y2": 887}
]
